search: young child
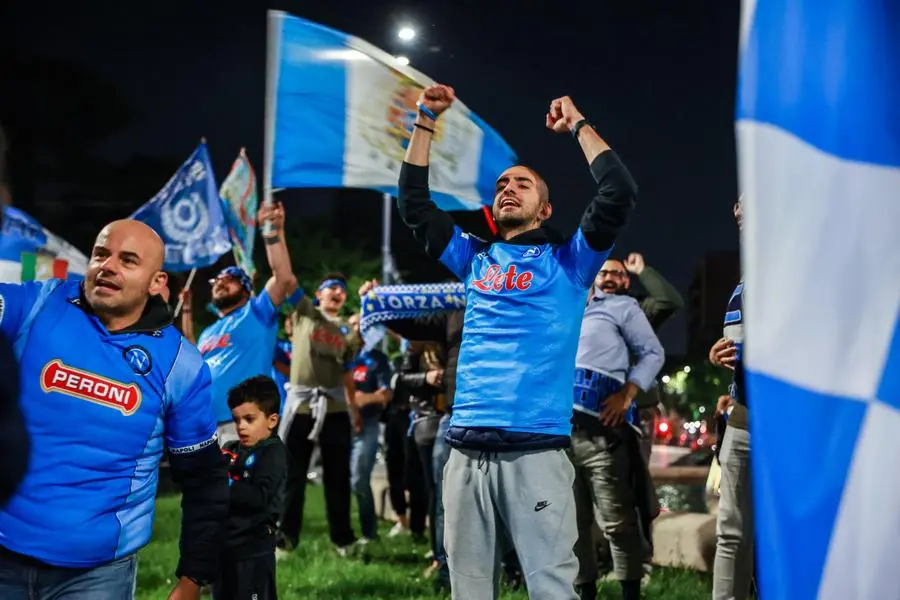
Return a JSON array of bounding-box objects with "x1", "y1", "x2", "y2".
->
[{"x1": 215, "y1": 375, "x2": 287, "y2": 600}]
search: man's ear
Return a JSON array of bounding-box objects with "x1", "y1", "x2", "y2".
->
[
  {"x1": 539, "y1": 201, "x2": 553, "y2": 222},
  {"x1": 269, "y1": 413, "x2": 279, "y2": 431},
  {"x1": 149, "y1": 271, "x2": 168, "y2": 297}
]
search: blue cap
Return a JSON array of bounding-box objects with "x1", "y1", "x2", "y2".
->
[{"x1": 211, "y1": 266, "x2": 252, "y2": 293}]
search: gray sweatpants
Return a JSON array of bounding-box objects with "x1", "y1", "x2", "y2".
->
[
  {"x1": 443, "y1": 447, "x2": 580, "y2": 600},
  {"x1": 570, "y1": 428, "x2": 646, "y2": 583},
  {"x1": 713, "y1": 426, "x2": 754, "y2": 600}
]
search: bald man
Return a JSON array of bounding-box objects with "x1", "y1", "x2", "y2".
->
[{"x1": 0, "y1": 219, "x2": 227, "y2": 600}]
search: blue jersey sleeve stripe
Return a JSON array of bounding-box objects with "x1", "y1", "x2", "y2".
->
[
  {"x1": 12, "y1": 280, "x2": 65, "y2": 361},
  {"x1": 439, "y1": 226, "x2": 483, "y2": 281},
  {"x1": 115, "y1": 414, "x2": 164, "y2": 557},
  {"x1": 163, "y1": 340, "x2": 217, "y2": 453}
]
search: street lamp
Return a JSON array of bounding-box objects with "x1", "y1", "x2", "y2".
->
[
  {"x1": 683, "y1": 365, "x2": 691, "y2": 374},
  {"x1": 398, "y1": 26, "x2": 416, "y2": 42}
]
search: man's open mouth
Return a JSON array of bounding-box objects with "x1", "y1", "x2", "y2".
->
[
  {"x1": 499, "y1": 197, "x2": 520, "y2": 210},
  {"x1": 95, "y1": 278, "x2": 121, "y2": 291}
]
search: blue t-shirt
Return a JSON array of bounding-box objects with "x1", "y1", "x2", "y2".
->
[
  {"x1": 352, "y1": 349, "x2": 392, "y2": 420},
  {"x1": 440, "y1": 227, "x2": 609, "y2": 436},
  {"x1": 0, "y1": 280, "x2": 216, "y2": 567},
  {"x1": 198, "y1": 291, "x2": 279, "y2": 423},
  {"x1": 272, "y1": 339, "x2": 292, "y2": 413}
]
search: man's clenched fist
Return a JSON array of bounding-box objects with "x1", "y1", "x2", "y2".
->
[
  {"x1": 545, "y1": 96, "x2": 586, "y2": 134},
  {"x1": 624, "y1": 253, "x2": 646, "y2": 275},
  {"x1": 418, "y1": 84, "x2": 456, "y2": 119}
]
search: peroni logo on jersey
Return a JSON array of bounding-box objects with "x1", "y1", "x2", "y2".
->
[{"x1": 40, "y1": 360, "x2": 142, "y2": 415}]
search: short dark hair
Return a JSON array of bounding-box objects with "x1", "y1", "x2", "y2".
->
[
  {"x1": 227, "y1": 375, "x2": 280, "y2": 416},
  {"x1": 514, "y1": 165, "x2": 551, "y2": 204}
]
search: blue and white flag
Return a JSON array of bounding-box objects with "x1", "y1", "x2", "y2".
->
[
  {"x1": 265, "y1": 11, "x2": 517, "y2": 211},
  {"x1": 359, "y1": 283, "x2": 465, "y2": 351},
  {"x1": 0, "y1": 206, "x2": 88, "y2": 283},
  {"x1": 738, "y1": 2, "x2": 900, "y2": 599},
  {"x1": 131, "y1": 142, "x2": 232, "y2": 272}
]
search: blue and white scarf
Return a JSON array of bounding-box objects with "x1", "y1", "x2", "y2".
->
[{"x1": 360, "y1": 283, "x2": 466, "y2": 351}]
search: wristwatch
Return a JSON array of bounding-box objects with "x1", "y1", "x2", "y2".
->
[{"x1": 572, "y1": 119, "x2": 592, "y2": 139}]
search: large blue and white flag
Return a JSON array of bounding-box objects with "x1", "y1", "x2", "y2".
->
[
  {"x1": 0, "y1": 206, "x2": 88, "y2": 283},
  {"x1": 738, "y1": 2, "x2": 900, "y2": 599},
  {"x1": 131, "y1": 142, "x2": 232, "y2": 272},
  {"x1": 265, "y1": 11, "x2": 517, "y2": 211}
]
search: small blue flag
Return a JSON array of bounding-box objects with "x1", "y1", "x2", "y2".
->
[{"x1": 131, "y1": 142, "x2": 232, "y2": 272}]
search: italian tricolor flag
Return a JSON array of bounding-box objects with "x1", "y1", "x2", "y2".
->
[{"x1": 20, "y1": 252, "x2": 68, "y2": 281}]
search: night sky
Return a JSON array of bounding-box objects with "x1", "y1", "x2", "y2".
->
[{"x1": 6, "y1": 0, "x2": 742, "y2": 354}]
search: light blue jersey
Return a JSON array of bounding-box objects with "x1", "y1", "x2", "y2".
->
[
  {"x1": 198, "y1": 291, "x2": 279, "y2": 423},
  {"x1": 0, "y1": 280, "x2": 216, "y2": 567}
]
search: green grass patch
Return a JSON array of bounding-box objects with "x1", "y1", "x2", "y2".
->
[{"x1": 137, "y1": 488, "x2": 712, "y2": 599}]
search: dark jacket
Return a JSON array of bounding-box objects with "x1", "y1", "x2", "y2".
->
[
  {"x1": 221, "y1": 436, "x2": 287, "y2": 559},
  {"x1": 391, "y1": 350, "x2": 446, "y2": 444},
  {"x1": 630, "y1": 266, "x2": 684, "y2": 409},
  {"x1": 0, "y1": 332, "x2": 25, "y2": 509},
  {"x1": 387, "y1": 309, "x2": 463, "y2": 411}
]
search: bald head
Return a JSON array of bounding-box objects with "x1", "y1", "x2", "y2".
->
[
  {"x1": 85, "y1": 219, "x2": 168, "y2": 330},
  {"x1": 97, "y1": 220, "x2": 165, "y2": 272}
]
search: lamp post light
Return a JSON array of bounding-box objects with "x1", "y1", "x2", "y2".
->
[{"x1": 398, "y1": 26, "x2": 416, "y2": 42}]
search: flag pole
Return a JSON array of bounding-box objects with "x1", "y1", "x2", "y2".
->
[
  {"x1": 381, "y1": 192, "x2": 393, "y2": 353},
  {"x1": 262, "y1": 10, "x2": 285, "y2": 237},
  {"x1": 173, "y1": 267, "x2": 198, "y2": 318}
]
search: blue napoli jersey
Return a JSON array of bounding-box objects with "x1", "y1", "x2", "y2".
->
[
  {"x1": 0, "y1": 279, "x2": 216, "y2": 568},
  {"x1": 198, "y1": 291, "x2": 279, "y2": 423},
  {"x1": 441, "y1": 227, "x2": 610, "y2": 436}
]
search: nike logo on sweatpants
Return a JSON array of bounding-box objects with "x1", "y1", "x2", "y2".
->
[{"x1": 534, "y1": 501, "x2": 551, "y2": 512}]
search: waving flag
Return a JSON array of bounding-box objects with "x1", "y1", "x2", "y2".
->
[
  {"x1": 220, "y1": 149, "x2": 259, "y2": 277},
  {"x1": 131, "y1": 142, "x2": 232, "y2": 272},
  {"x1": 0, "y1": 206, "x2": 87, "y2": 283},
  {"x1": 265, "y1": 10, "x2": 516, "y2": 211},
  {"x1": 738, "y1": 2, "x2": 900, "y2": 599}
]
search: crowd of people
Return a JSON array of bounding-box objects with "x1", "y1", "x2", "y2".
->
[{"x1": 0, "y1": 84, "x2": 749, "y2": 600}]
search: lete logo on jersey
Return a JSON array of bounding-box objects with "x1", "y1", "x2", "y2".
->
[
  {"x1": 472, "y1": 264, "x2": 533, "y2": 292},
  {"x1": 40, "y1": 360, "x2": 142, "y2": 415}
]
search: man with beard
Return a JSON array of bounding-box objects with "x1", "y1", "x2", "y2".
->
[
  {"x1": 276, "y1": 273, "x2": 362, "y2": 558},
  {"x1": 571, "y1": 257, "x2": 665, "y2": 600},
  {"x1": 588, "y1": 254, "x2": 682, "y2": 585},
  {"x1": 0, "y1": 219, "x2": 226, "y2": 600},
  {"x1": 399, "y1": 84, "x2": 637, "y2": 599},
  {"x1": 183, "y1": 202, "x2": 297, "y2": 445}
]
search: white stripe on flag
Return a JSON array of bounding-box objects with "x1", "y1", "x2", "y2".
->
[{"x1": 738, "y1": 120, "x2": 900, "y2": 400}]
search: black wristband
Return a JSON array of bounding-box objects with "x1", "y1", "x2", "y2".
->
[
  {"x1": 414, "y1": 123, "x2": 435, "y2": 134},
  {"x1": 262, "y1": 234, "x2": 280, "y2": 245},
  {"x1": 572, "y1": 119, "x2": 591, "y2": 140}
]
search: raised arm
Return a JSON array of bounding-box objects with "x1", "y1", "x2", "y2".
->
[
  {"x1": 624, "y1": 253, "x2": 684, "y2": 331},
  {"x1": 548, "y1": 96, "x2": 638, "y2": 287},
  {"x1": 399, "y1": 84, "x2": 485, "y2": 277},
  {"x1": 398, "y1": 84, "x2": 457, "y2": 260},
  {"x1": 259, "y1": 201, "x2": 298, "y2": 307}
]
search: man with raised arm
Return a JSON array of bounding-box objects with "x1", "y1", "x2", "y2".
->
[{"x1": 398, "y1": 84, "x2": 638, "y2": 600}]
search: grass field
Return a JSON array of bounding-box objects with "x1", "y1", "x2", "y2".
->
[{"x1": 137, "y1": 488, "x2": 713, "y2": 599}]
